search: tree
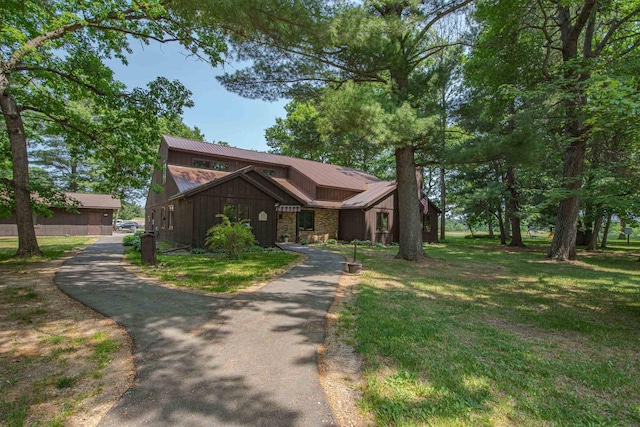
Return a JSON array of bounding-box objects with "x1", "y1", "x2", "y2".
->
[
  {"x1": 266, "y1": 95, "x2": 396, "y2": 177},
  {"x1": 1, "y1": 0, "x2": 225, "y2": 256},
  {"x1": 119, "y1": 202, "x2": 144, "y2": 220},
  {"x1": 183, "y1": 0, "x2": 473, "y2": 261}
]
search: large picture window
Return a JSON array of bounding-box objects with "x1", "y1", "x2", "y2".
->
[
  {"x1": 298, "y1": 210, "x2": 314, "y2": 231},
  {"x1": 223, "y1": 203, "x2": 250, "y2": 223},
  {"x1": 376, "y1": 212, "x2": 389, "y2": 232}
]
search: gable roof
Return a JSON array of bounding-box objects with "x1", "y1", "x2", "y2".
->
[
  {"x1": 341, "y1": 181, "x2": 397, "y2": 209},
  {"x1": 168, "y1": 165, "x2": 229, "y2": 193},
  {"x1": 163, "y1": 135, "x2": 381, "y2": 192},
  {"x1": 66, "y1": 192, "x2": 121, "y2": 210}
]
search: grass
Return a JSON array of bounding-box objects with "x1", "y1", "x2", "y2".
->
[
  {"x1": 0, "y1": 236, "x2": 125, "y2": 426},
  {"x1": 323, "y1": 234, "x2": 640, "y2": 426},
  {"x1": 0, "y1": 236, "x2": 98, "y2": 263},
  {"x1": 125, "y1": 248, "x2": 302, "y2": 293}
]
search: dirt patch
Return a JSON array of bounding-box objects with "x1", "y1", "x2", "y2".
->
[
  {"x1": 0, "y1": 252, "x2": 134, "y2": 426},
  {"x1": 319, "y1": 272, "x2": 374, "y2": 427}
]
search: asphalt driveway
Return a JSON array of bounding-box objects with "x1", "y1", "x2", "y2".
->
[{"x1": 55, "y1": 236, "x2": 344, "y2": 426}]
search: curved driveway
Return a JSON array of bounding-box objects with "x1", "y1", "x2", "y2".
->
[{"x1": 56, "y1": 235, "x2": 343, "y2": 426}]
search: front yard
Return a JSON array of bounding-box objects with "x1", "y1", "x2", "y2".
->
[
  {"x1": 0, "y1": 237, "x2": 132, "y2": 427},
  {"x1": 325, "y1": 236, "x2": 640, "y2": 426},
  {"x1": 124, "y1": 248, "x2": 302, "y2": 293}
]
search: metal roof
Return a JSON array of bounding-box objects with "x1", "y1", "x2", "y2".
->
[
  {"x1": 66, "y1": 192, "x2": 121, "y2": 210},
  {"x1": 168, "y1": 165, "x2": 230, "y2": 193},
  {"x1": 341, "y1": 181, "x2": 397, "y2": 209},
  {"x1": 163, "y1": 135, "x2": 382, "y2": 191}
]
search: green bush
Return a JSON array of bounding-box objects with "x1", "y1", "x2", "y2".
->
[
  {"x1": 299, "y1": 238, "x2": 309, "y2": 245},
  {"x1": 205, "y1": 215, "x2": 257, "y2": 259},
  {"x1": 190, "y1": 247, "x2": 207, "y2": 255},
  {"x1": 122, "y1": 234, "x2": 140, "y2": 248},
  {"x1": 326, "y1": 238, "x2": 337, "y2": 244}
]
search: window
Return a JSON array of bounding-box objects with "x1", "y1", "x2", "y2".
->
[
  {"x1": 376, "y1": 212, "x2": 389, "y2": 232},
  {"x1": 262, "y1": 169, "x2": 275, "y2": 176},
  {"x1": 193, "y1": 159, "x2": 209, "y2": 168},
  {"x1": 161, "y1": 207, "x2": 166, "y2": 229},
  {"x1": 211, "y1": 162, "x2": 228, "y2": 171},
  {"x1": 423, "y1": 215, "x2": 431, "y2": 233},
  {"x1": 222, "y1": 203, "x2": 250, "y2": 223},
  {"x1": 168, "y1": 205, "x2": 174, "y2": 230},
  {"x1": 162, "y1": 160, "x2": 167, "y2": 184},
  {"x1": 298, "y1": 210, "x2": 314, "y2": 231}
]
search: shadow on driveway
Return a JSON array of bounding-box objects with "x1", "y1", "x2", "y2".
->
[{"x1": 56, "y1": 237, "x2": 342, "y2": 426}]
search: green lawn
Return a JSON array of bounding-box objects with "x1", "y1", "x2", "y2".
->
[
  {"x1": 0, "y1": 236, "x2": 98, "y2": 262},
  {"x1": 125, "y1": 249, "x2": 302, "y2": 293},
  {"x1": 325, "y1": 236, "x2": 640, "y2": 426}
]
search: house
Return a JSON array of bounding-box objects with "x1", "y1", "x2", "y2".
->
[
  {"x1": 0, "y1": 192, "x2": 121, "y2": 236},
  {"x1": 145, "y1": 135, "x2": 440, "y2": 248}
]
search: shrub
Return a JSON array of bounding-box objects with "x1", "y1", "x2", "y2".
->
[
  {"x1": 190, "y1": 247, "x2": 207, "y2": 255},
  {"x1": 205, "y1": 215, "x2": 257, "y2": 259},
  {"x1": 122, "y1": 234, "x2": 141, "y2": 251},
  {"x1": 326, "y1": 238, "x2": 337, "y2": 244},
  {"x1": 299, "y1": 238, "x2": 309, "y2": 245}
]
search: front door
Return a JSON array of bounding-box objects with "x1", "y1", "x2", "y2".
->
[
  {"x1": 87, "y1": 212, "x2": 102, "y2": 235},
  {"x1": 252, "y1": 203, "x2": 276, "y2": 247}
]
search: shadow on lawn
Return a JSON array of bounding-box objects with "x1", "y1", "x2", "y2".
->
[{"x1": 348, "y1": 243, "x2": 640, "y2": 425}]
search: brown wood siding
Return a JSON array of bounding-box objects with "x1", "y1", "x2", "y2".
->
[
  {"x1": 152, "y1": 198, "x2": 193, "y2": 246},
  {"x1": 191, "y1": 176, "x2": 277, "y2": 248},
  {"x1": 288, "y1": 168, "x2": 316, "y2": 199},
  {"x1": 168, "y1": 150, "x2": 288, "y2": 178},
  {"x1": 316, "y1": 187, "x2": 358, "y2": 202},
  {"x1": 365, "y1": 193, "x2": 397, "y2": 244},
  {"x1": 338, "y1": 210, "x2": 365, "y2": 242},
  {"x1": 0, "y1": 208, "x2": 114, "y2": 236},
  {"x1": 422, "y1": 209, "x2": 439, "y2": 243},
  {"x1": 146, "y1": 141, "x2": 170, "y2": 208}
]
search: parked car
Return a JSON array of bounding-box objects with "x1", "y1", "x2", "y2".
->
[{"x1": 117, "y1": 221, "x2": 139, "y2": 232}]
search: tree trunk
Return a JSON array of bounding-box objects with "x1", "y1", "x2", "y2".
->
[
  {"x1": 69, "y1": 159, "x2": 79, "y2": 192},
  {"x1": 618, "y1": 218, "x2": 626, "y2": 239},
  {"x1": 586, "y1": 208, "x2": 603, "y2": 251},
  {"x1": 487, "y1": 205, "x2": 494, "y2": 239},
  {"x1": 505, "y1": 167, "x2": 524, "y2": 247},
  {"x1": 394, "y1": 144, "x2": 425, "y2": 261},
  {"x1": 600, "y1": 212, "x2": 612, "y2": 249},
  {"x1": 439, "y1": 167, "x2": 445, "y2": 242},
  {"x1": 495, "y1": 203, "x2": 507, "y2": 244},
  {"x1": 0, "y1": 90, "x2": 42, "y2": 257},
  {"x1": 547, "y1": 3, "x2": 595, "y2": 261},
  {"x1": 548, "y1": 139, "x2": 585, "y2": 260},
  {"x1": 439, "y1": 82, "x2": 446, "y2": 244}
]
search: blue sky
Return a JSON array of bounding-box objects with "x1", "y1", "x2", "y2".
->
[{"x1": 107, "y1": 40, "x2": 287, "y2": 152}]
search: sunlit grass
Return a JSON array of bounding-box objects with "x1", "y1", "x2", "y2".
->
[
  {"x1": 125, "y1": 249, "x2": 302, "y2": 293},
  {"x1": 0, "y1": 236, "x2": 97, "y2": 262},
  {"x1": 323, "y1": 235, "x2": 640, "y2": 426}
]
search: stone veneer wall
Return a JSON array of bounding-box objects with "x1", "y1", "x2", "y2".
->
[
  {"x1": 277, "y1": 212, "x2": 297, "y2": 241},
  {"x1": 276, "y1": 209, "x2": 339, "y2": 242}
]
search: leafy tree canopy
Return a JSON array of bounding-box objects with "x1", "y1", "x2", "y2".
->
[{"x1": 1, "y1": 0, "x2": 226, "y2": 255}]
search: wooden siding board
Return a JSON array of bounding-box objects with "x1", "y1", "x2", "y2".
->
[
  {"x1": 338, "y1": 210, "x2": 365, "y2": 242},
  {"x1": 0, "y1": 208, "x2": 114, "y2": 236},
  {"x1": 288, "y1": 168, "x2": 316, "y2": 199},
  {"x1": 190, "y1": 176, "x2": 278, "y2": 248},
  {"x1": 316, "y1": 187, "x2": 358, "y2": 202}
]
